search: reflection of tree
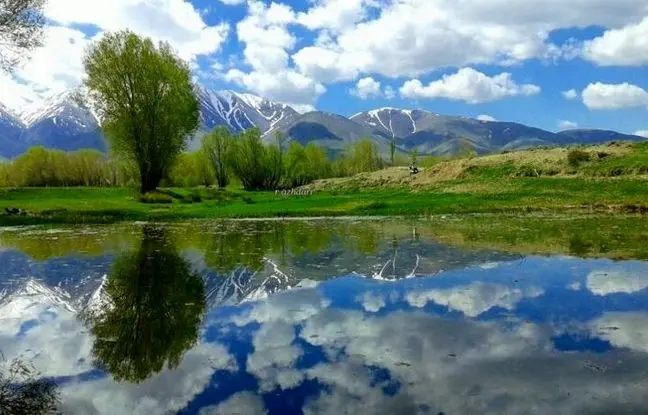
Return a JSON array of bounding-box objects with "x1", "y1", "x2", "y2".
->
[
  {"x1": 183, "y1": 221, "x2": 332, "y2": 273},
  {"x1": 0, "y1": 227, "x2": 137, "y2": 260},
  {"x1": 89, "y1": 226, "x2": 206, "y2": 383},
  {"x1": 0, "y1": 355, "x2": 59, "y2": 415}
]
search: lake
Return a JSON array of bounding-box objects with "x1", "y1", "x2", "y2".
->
[{"x1": 1, "y1": 216, "x2": 648, "y2": 414}]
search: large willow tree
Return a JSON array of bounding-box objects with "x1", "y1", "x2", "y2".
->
[{"x1": 82, "y1": 31, "x2": 199, "y2": 193}]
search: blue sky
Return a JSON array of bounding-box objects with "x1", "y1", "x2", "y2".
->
[{"x1": 2, "y1": 0, "x2": 648, "y2": 135}]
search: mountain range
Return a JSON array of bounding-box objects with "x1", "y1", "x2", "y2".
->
[{"x1": 0, "y1": 87, "x2": 645, "y2": 159}]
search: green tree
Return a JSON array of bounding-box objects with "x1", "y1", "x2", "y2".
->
[
  {"x1": 343, "y1": 139, "x2": 384, "y2": 174},
  {"x1": 82, "y1": 30, "x2": 199, "y2": 194},
  {"x1": 88, "y1": 225, "x2": 206, "y2": 383},
  {"x1": 284, "y1": 141, "x2": 310, "y2": 188},
  {"x1": 390, "y1": 135, "x2": 396, "y2": 166},
  {"x1": 229, "y1": 128, "x2": 283, "y2": 190},
  {"x1": 0, "y1": 0, "x2": 46, "y2": 72},
  {"x1": 410, "y1": 147, "x2": 419, "y2": 166},
  {"x1": 304, "y1": 143, "x2": 329, "y2": 179},
  {"x1": 229, "y1": 128, "x2": 266, "y2": 190},
  {"x1": 201, "y1": 127, "x2": 232, "y2": 188},
  {"x1": 168, "y1": 151, "x2": 213, "y2": 187}
]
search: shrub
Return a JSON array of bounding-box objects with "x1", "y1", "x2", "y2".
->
[
  {"x1": 188, "y1": 192, "x2": 202, "y2": 203},
  {"x1": 139, "y1": 192, "x2": 173, "y2": 204},
  {"x1": 567, "y1": 149, "x2": 590, "y2": 167}
]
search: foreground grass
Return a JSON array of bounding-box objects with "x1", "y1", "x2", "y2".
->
[
  {"x1": 1, "y1": 142, "x2": 647, "y2": 225},
  {"x1": 0, "y1": 175, "x2": 647, "y2": 226}
]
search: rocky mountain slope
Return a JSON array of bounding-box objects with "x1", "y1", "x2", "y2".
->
[{"x1": 0, "y1": 91, "x2": 645, "y2": 159}]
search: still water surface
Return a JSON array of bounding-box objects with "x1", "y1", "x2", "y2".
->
[{"x1": 1, "y1": 216, "x2": 648, "y2": 414}]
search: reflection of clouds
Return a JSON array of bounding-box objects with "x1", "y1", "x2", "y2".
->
[
  {"x1": 60, "y1": 342, "x2": 236, "y2": 415},
  {"x1": 231, "y1": 288, "x2": 330, "y2": 327},
  {"x1": 587, "y1": 270, "x2": 648, "y2": 296},
  {"x1": 0, "y1": 281, "x2": 238, "y2": 415},
  {"x1": 298, "y1": 308, "x2": 648, "y2": 415},
  {"x1": 247, "y1": 321, "x2": 304, "y2": 392},
  {"x1": 356, "y1": 291, "x2": 387, "y2": 313},
  {"x1": 0, "y1": 284, "x2": 92, "y2": 377},
  {"x1": 405, "y1": 282, "x2": 543, "y2": 317},
  {"x1": 592, "y1": 312, "x2": 648, "y2": 353},
  {"x1": 199, "y1": 391, "x2": 267, "y2": 415},
  {"x1": 303, "y1": 361, "x2": 419, "y2": 415},
  {"x1": 233, "y1": 284, "x2": 648, "y2": 415}
]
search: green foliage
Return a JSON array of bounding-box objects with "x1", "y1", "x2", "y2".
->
[
  {"x1": 83, "y1": 30, "x2": 199, "y2": 193},
  {"x1": 304, "y1": 143, "x2": 330, "y2": 178},
  {"x1": 284, "y1": 142, "x2": 313, "y2": 188},
  {"x1": 201, "y1": 127, "x2": 233, "y2": 188},
  {"x1": 410, "y1": 148, "x2": 419, "y2": 166},
  {"x1": 167, "y1": 151, "x2": 214, "y2": 188},
  {"x1": 340, "y1": 139, "x2": 384, "y2": 175},
  {"x1": 87, "y1": 226, "x2": 205, "y2": 383},
  {"x1": 0, "y1": 147, "x2": 137, "y2": 187},
  {"x1": 229, "y1": 128, "x2": 283, "y2": 190},
  {"x1": 567, "y1": 149, "x2": 590, "y2": 167},
  {"x1": 139, "y1": 191, "x2": 173, "y2": 204}
]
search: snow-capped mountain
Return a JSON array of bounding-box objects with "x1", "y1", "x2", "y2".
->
[
  {"x1": 1, "y1": 88, "x2": 647, "y2": 159},
  {"x1": 197, "y1": 87, "x2": 299, "y2": 135},
  {"x1": 0, "y1": 88, "x2": 301, "y2": 157},
  {"x1": 19, "y1": 90, "x2": 106, "y2": 153},
  {"x1": 0, "y1": 103, "x2": 26, "y2": 158},
  {"x1": 351, "y1": 108, "x2": 437, "y2": 139}
]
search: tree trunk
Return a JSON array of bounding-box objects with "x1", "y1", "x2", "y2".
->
[{"x1": 140, "y1": 169, "x2": 161, "y2": 194}]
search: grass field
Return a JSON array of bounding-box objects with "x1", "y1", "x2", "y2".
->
[{"x1": 1, "y1": 142, "x2": 647, "y2": 225}]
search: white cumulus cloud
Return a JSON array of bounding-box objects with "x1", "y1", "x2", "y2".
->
[
  {"x1": 3, "y1": 0, "x2": 229, "y2": 114},
  {"x1": 583, "y1": 17, "x2": 648, "y2": 66},
  {"x1": 292, "y1": 0, "x2": 648, "y2": 83},
  {"x1": 634, "y1": 130, "x2": 648, "y2": 138},
  {"x1": 350, "y1": 76, "x2": 382, "y2": 99},
  {"x1": 563, "y1": 89, "x2": 579, "y2": 100},
  {"x1": 400, "y1": 68, "x2": 540, "y2": 104},
  {"x1": 582, "y1": 82, "x2": 648, "y2": 110},
  {"x1": 224, "y1": 1, "x2": 325, "y2": 108}
]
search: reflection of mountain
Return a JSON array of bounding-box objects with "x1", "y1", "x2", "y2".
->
[{"x1": 0, "y1": 221, "x2": 524, "y2": 314}]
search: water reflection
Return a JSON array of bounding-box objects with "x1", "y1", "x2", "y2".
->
[
  {"x1": 87, "y1": 226, "x2": 206, "y2": 383},
  {"x1": 0, "y1": 217, "x2": 648, "y2": 414}
]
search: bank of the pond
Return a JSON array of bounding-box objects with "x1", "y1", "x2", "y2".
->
[{"x1": 0, "y1": 176, "x2": 647, "y2": 226}]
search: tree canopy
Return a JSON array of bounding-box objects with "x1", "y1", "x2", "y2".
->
[
  {"x1": 0, "y1": 0, "x2": 45, "y2": 72},
  {"x1": 82, "y1": 30, "x2": 199, "y2": 193}
]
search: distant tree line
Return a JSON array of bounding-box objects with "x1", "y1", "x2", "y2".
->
[{"x1": 0, "y1": 133, "x2": 387, "y2": 189}]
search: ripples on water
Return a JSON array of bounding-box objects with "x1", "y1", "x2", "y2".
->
[{"x1": 1, "y1": 216, "x2": 648, "y2": 414}]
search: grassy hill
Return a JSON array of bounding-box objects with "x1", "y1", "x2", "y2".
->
[{"x1": 305, "y1": 141, "x2": 648, "y2": 192}]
